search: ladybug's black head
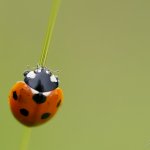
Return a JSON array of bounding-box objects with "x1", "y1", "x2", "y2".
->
[{"x1": 24, "y1": 67, "x2": 59, "y2": 92}]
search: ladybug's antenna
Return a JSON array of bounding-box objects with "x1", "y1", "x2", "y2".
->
[{"x1": 39, "y1": 0, "x2": 61, "y2": 67}]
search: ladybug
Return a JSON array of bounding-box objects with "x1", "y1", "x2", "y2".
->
[{"x1": 8, "y1": 67, "x2": 63, "y2": 126}]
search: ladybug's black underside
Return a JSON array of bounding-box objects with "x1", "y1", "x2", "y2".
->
[{"x1": 24, "y1": 68, "x2": 58, "y2": 92}]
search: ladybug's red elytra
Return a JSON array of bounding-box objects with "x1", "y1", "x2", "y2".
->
[{"x1": 8, "y1": 67, "x2": 63, "y2": 126}]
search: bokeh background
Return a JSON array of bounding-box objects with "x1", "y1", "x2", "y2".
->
[{"x1": 0, "y1": 0, "x2": 150, "y2": 150}]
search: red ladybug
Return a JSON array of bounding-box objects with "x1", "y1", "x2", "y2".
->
[{"x1": 8, "y1": 67, "x2": 63, "y2": 126}]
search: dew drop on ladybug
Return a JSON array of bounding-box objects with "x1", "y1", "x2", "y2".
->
[{"x1": 8, "y1": 67, "x2": 63, "y2": 127}]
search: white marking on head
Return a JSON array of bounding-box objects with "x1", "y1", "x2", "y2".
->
[
  {"x1": 43, "y1": 91, "x2": 51, "y2": 96},
  {"x1": 27, "y1": 71, "x2": 36, "y2": 79},
  {"x1": 46, "y1": 70, "x2": 50, "y2": 74},
  {"x1": 30, "y1": 88, "x2": 39, "y2": 94},
  {"x1": 50, "y1": 75, "x2": 57, "y2": 82},
  {"x1": 37, "y1": 69, "x2": 41, "y2": 73}
]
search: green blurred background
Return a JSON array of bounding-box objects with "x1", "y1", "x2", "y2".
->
[{"x1": 0, "y1": 0, "x2": 150, "y2": 150}]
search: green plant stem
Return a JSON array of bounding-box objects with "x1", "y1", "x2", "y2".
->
[
  {"x1": 20, "y1": 1, "x2": 61, "y2": 150},
  {"x1": 39, "y1": 0, "x2": 61, "y2": 67},
  {"x1": 20, "y1": 127, "x2": 32, "y2": 150},
  {"x1": 20, "y1": 0, "x2": 61, "y2": 150}
]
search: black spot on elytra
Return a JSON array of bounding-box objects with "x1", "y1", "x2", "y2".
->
[
  {"x1": 41, "y1": 113, "x2": 51, "y2": 119},
  {"x1": 57, "y1": 100, "x2": 61, "y2": 107},
  {"x1": 32, "y1": 93, "x2": 46, "y2": 104},
  {"x1": 20, "y1": 108, "x2": 29, "y2": 116},
  {"x1": 13, "y1": 91, "x2": 18, "y2": 100}
]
